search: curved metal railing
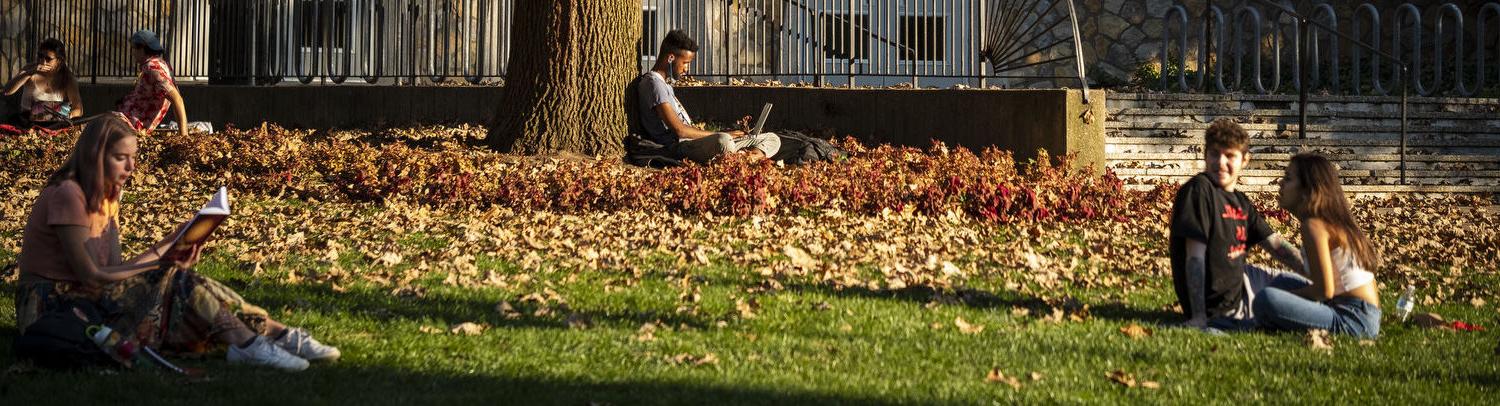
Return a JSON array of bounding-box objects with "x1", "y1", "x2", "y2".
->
[{"x1": 1158, "y1": 1, "x2": 1500, "y2": 97}]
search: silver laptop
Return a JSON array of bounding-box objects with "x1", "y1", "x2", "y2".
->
[{"x1": 749, "y1": 103, "x2": 773, "y2": 135}]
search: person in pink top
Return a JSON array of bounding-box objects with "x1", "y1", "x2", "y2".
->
[
  {"x1": 114, "y1": 30, "x2": 187, "y2": 138},
  {"x1": 15, "y1": 115, "x2": 339, "y2": 371}
]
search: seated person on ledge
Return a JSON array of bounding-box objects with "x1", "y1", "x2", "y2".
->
[
  {"x1": 636, "y1": 30, "x2": 780, "y2": 164},
  {"x1": 3, "y1": 38, "x2": 84, "y2": 129},
  {"x1": 1169, "y1": 119, "x2": 1308, "y2": 332},
  {"x1": 115, "y1": 30, "x2": 188, "y2": 138},
  {"x1": 14, "y1": 114, "x2": 337, "y2": 371}
]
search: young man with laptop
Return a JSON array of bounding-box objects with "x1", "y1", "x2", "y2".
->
[{"x1": 637, "y1": 30, "x2": 781, "y2": 164}]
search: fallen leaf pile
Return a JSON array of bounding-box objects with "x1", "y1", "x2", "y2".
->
[{"x1": 0, "y1": 127, "x2": 1492, "y2": 310}]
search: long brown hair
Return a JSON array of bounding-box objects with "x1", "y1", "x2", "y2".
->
[
  {"x1": 37, "y1": 38, "x2": 76, "y2": 91},
  {"x1": 1286, "y1": 153, "x2": 1383, "y2": 270},
  {"x1": 47, "y1": 115, "x2": 137, "y2": 213}
]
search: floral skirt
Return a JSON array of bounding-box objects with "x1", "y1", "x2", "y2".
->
[{"x1": 15, "y1": 267, "x2": 270, "y2": 354}]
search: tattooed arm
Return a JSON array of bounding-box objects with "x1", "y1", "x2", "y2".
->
[
  {"x1": 1259, "y1": 233, "x2": 1307, "y2": 276},
  {"x1": 1184, "y1": 240, "x2": 1210, "y2": 328}
]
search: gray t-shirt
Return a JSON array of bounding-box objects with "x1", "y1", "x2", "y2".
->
[{"x1": 638, "y1": 71, "x2": 692, "y2": 145}]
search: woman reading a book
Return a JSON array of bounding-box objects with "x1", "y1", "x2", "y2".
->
[{"x1": 14, "y1": 114, "x2": 337, "y2": 371}]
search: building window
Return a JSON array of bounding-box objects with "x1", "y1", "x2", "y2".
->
[
  {"x1": 899, "y1": 15, "x2": 945, "y2": 62},
  {"x1": 821, "y1": 13, "x2": 869, "y2": 60},
  {"x1": 640, "y1": 8, "x2": 660, "y2": 57}
]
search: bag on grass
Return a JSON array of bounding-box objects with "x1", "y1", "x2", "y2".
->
[
  {"x1": 771, "y1": 130, "x2": 848, "y2": 165},
  {"x1": 12, "y1": 299, "x2": 121, "y2": 370}
]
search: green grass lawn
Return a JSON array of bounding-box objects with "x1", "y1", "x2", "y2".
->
[{"x1": 1, "y1": 245, "x2": 1496, "y2": 405}]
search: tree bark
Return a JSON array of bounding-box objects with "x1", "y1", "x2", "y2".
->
[{"x1": 486, "y1": 0, "x2": 638, "y2": 156}]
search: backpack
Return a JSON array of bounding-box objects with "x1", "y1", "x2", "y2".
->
[
  {"x1": 771, "y1": 130, "x2": 848, "y2": 165},
  {"x1": 12, "y1": 298, "x2": 123, "y2": 370},
  {"x1": 623, "y1": 134, "x2": 686, "y2": 169}
]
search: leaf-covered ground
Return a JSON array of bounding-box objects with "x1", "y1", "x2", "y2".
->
[{"x1": 0, "y1": 127, "x2": 1497, "y2": 404}]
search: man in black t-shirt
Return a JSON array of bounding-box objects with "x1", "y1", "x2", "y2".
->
[{"x1": 1169, "y1": 119, "x2": 1308, "y2": 331}]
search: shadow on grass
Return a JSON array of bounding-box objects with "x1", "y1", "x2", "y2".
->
[
  {"x1": 0, "y1": 361, "x2": 902, "y2": 405},
  {"x1": 783, "y1": 280, "x2": 1183, "y2": 326},
  {"x1": 223, "y1": 278, "x2": 716, "y2": 330},
  {"x1": 786, "y1": 282, "x2": 1047, "y2": 310},
  {"x1": 1088, "y1": 302, "x2": 1182, "y2": 326}
]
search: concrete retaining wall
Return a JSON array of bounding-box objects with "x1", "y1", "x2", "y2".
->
[
  {"x1": 674, "y1": 86, "x2": 1105, "y2": 167},
  {"x1": 76, "y1": 84, "x2": 1105, "y2": 168}
]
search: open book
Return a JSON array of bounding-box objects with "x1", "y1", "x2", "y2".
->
[{"x1": 164, "y1": 187, "x2": 231, "y2": 261}]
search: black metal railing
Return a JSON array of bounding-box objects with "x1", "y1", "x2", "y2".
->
[
  {"x1": 1157, "y1": 1, "x2": 1500, "y2": 97},
  {"x1": 1, "y1": 0, "x2": 1089, "y2": 91},
  {"x1": 1153, "y1": 1, "x2": 1497, "y2": 185}
]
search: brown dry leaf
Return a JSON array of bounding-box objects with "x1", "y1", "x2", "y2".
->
[
  {"x1": 496, "y1": 301, "x2": 522, "y2": 319},
  {"x1": 783, "y1": 245, "x2": 819, "y2": 269},
  {"x1": 418, "y1": 325, "x2": 444, "y2": 334},
  {"x1": 1473, "y1": 297, "x2": 1488, "y2": 308},
  {"x1": 1107, "y1": 369, "x2": 1137, "y2": 387},
  {"x1": 1140, "y1": 381, "x2": 1161, "y2": 389},
  {"x1": 449, "y1": 322, "x2": 486, "y2": 336},
  {"x1": 1041, "y1": 307, "x2": 1066, "y2": 323},
  {"x1": 1028, "y1": 372, "x2": 1043, "y2": 381},
  {"x1": 955, "y1": 317, "x2": 985, "y2": 335},
  {"x1": 985, "y1": 368, "x2": 1022, "y2": 389},
  {"x1": 668, "y1": 353, "x2": 719, "y2": 366},
  {"x1": 736, "y1": 298, "x2": 760, "y2": 319},
  {"x1": 1305, "y1": 329, "x2": 1334, "y2": 351},
  {"x1": 1119, "y1": 323, "x2": 1153, "y2": 339},
  {"x1": 375, "y1": 252, "x2": 403, "y2": 266},
  {"x1": 636, "y1": 323, "x2": 658, "y2": 342}
]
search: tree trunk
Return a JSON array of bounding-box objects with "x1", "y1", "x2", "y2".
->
[{"x1": 486, "y1": 0, "x2": 638, "y2": 156}]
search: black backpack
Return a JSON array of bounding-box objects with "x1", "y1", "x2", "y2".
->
[
  {"x1": 12, "y1": 299, "x2": 123, "y2": 370},
  {"x1": 771, "y1": 131, "x2": 848, "y2": 165}
]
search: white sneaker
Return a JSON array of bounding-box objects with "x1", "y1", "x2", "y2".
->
[
  {"x1": 228, "y1": 336, "x2": 310, "y2": 371},
  {"x1": 274, "y1": 328, "x2": 341, "y2": 362}
]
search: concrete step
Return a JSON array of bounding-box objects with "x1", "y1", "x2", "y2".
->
[
  {"x1": 1107, "y1": 108, "x2": 1500, "y2": 127},
  {"x1": 1122, "y1": 176, "x2": 1500, "y2": 187},
  {"x1": 1107, "y1": 152, "x2": 1500, "y2": 171},
  {"x1": 1104, "y1": 92, "x2": 1500, "y2": 194},
  {"x1": 1105, "y1": 137, "x2": 1500, "y2": 148},
  {"x1": 1113, "y1": 168, "x2": 1500, "y2": 179},
  {"x1": 1108, "y1": 92, "x2": 1500, "y2": 114},
  {"x1": 1121, "y1": 183, "x2": 1500, "y2": 194},
  {"x1": 1105, "y1": 143, "x2": 1500, "y2": 157},
  {"x1": 1108, "y1": 121, "x2": 1500, "y2": 136},
  {"x1": 1109, "y1": 152, "x2": 1500, "y2": 163}
]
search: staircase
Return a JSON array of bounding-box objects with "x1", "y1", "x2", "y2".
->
[{"x1": 1106, "y1": 92, "x2": 1500, "y2": 194}]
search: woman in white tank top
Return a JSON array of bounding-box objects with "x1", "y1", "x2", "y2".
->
[
  {"x1": 1254, "y1": 153, "x2": 1383, "y2": 338},
  {"x1": 4, "y1": 38, "x2": 84, "y2": 126}
]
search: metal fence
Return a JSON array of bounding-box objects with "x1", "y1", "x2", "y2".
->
[
  {"x1": 0, "y1": 0, "x2": 1088, "y2": 89},
  {"x1": 1156, "y1": 1, "x2": 1500, "y2": 97}
]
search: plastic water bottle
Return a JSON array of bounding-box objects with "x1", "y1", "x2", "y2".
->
[
  {"x1": 88, "y1": 325, "x2": 138, "y2": 365},
  {"x1": 1394, "y1": 285, "x2": 1417, "y2": 322}
]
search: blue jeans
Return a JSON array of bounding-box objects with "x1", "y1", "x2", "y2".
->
[{"x1": 1253, "y1": 276, "x2": 1382, "y2": 338}]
